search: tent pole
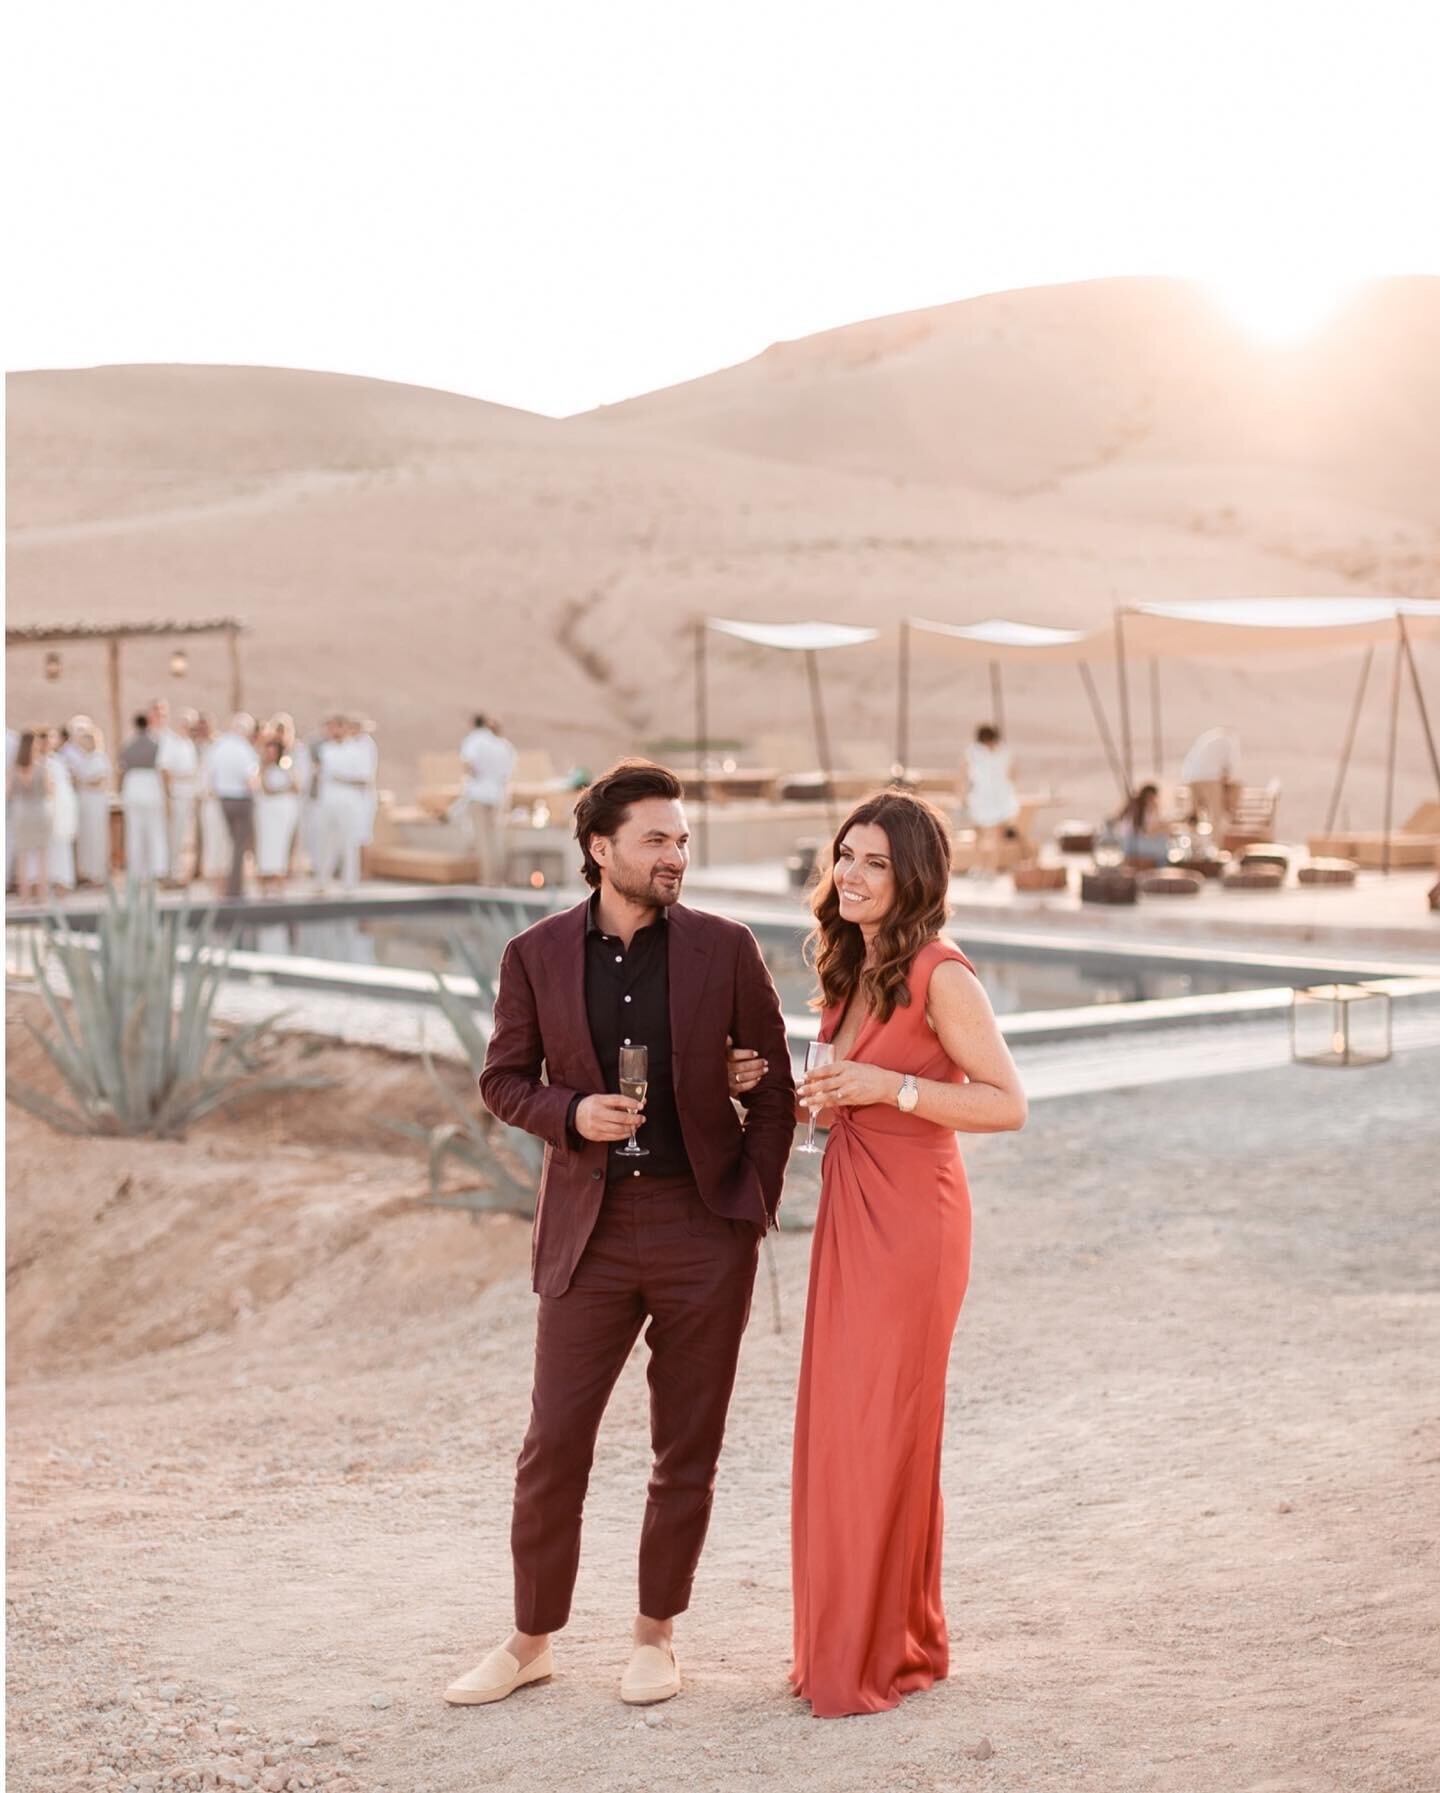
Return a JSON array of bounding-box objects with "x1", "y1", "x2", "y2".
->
[
  {"x1": 227, "y1": 625, "x2": 244, "y2": 713},
  {"x1": 895, "y1": 619, "x2": 911, "y2": 779},
  {"x1": 989, "y1": 660, "x2": 1004, "y2": 737},
  {"x1": 1077, "y1": 662, "x2": 1128, "y2": 801},
  {"x1": 805, "y1": 649, "x2": 840, "y2": 833},
  {"x1": 1149, "y1": 657, "x2": 1163, "y2": 776},
  {"x1": 1381, "y1": 629, "x2": 1404, "y2": 876},
  {"x1": 107, "y1": 638, "x2": 123, "y2": 763},
  {"x1": 1113, "y1": 608, "x2": 1134, "y2": 795},
  {"x1": 694, "y1": 621, "x2": 710, "y2": 868},
  {"x1": 1323, "y1": 646, "x2": 1374, "y2": 835},
  {"x1": 1399, "y1": 613, "x2": 1440, "y2": 799}
]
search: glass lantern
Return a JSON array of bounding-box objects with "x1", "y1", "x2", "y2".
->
[{"x1": 1290, "y1": 984, "x2": 1392, "y2": 1068}]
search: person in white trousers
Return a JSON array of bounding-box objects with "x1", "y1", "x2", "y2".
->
[
  {"x1": 459, "y1": 712, "x2": 517, "y2": 885},
  {"x1": 312, "y1": 716, "x2": 373, "y2": 892},
  {"x1": 156, "y1": 705, "x2": 201, "y2": 887},
  {"x1": 117, "y1": 713, "x2": 169, "y2": 883},
  {"x1": 45, "y1": 727, "x2": 78, "y2": 894},
  {"x1": 71, "y1": 722, "x2": 114, "y2": 887}
]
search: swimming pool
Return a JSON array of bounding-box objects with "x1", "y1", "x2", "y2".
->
[{"x1": 216, "y1": 895, "x2": 1374, "y2": 1018}]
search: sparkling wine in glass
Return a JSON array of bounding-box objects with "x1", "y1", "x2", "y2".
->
[
  {"x1": 797, "y1": 1040, "x2": 834, "y2": 1154},
  {"x1": 617, "y1": 1044, "x2": 649, "y2": 1158}
]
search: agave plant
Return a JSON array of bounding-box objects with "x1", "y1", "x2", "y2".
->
[
  {"x1": 7, "y1": 879, "x2": 327, "y2": 1139},
  {"x1": 385, "y1": 902, "x2": 548, "y2": 1213}
]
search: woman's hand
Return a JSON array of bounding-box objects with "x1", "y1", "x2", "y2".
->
[
  {"x1": 725, "y1": 1038, "x2": 767, "y2": 1098},
  {"x1": 798, "y1": 1059, "x2": 900, "y2": 1110}
]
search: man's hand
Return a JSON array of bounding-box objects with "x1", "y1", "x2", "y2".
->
[{"x1": 574, "y1": 1093, "x2": 644, "y2": 1142}]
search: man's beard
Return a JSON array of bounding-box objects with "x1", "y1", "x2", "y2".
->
[{"x1": 607, "y1": 852, "x2": 683, "y2": 907}]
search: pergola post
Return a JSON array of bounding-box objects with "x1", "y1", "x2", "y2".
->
[
  {"x1": 1113, "y1": 607, "x2": 1134, "y2": 796},
  {"x1": 227, "y1": 625, "x2": 244, "y2": 714},
  {"x1": 106, "y1": 638, "x2": 123, "y2": 759},
  {"x1": 989, "y1": 659, "x2": 1005, "y2": 737}
]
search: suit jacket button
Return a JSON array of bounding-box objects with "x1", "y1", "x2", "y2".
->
[{"x1": 590, "y1": 1169, "x2": 603, "y2": 1181}]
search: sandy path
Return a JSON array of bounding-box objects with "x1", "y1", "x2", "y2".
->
[{"x1": 7, "y1": 1041, "x2": 1440, "y2": 1793}]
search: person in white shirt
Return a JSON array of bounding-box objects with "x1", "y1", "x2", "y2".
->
[
  {"x1": 71, "y1": 722, "x2": 114, "y2": 887},
  {"x1": 312, "y1": 715, "x2": 372, "y2": 891},
  {"x1": 1179, "y1": 727, "x2": 1240, "y2": 835},
  {"x1": 117, "y1": 713, "x2": 169, "y2": 882},
  {"x1": 192, "y1": 715, "x2": 232, "y2": 893},
  {"x1": 154, "y1": 704, "x2": 201, "y2": 886},
  {"x1": 207, "y1": 713, "x2": 261, "y2": 900},
  {"x1": 963, "y1": 724, "x2": 1020, "y2": 880},
  {"x1": 459, "y1": 713, "x2": 517, "y2": 885}
]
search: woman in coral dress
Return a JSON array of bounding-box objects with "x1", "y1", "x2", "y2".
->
[{"x1": 790, "y1": 789, "x2": 1027, "y2": 1718}]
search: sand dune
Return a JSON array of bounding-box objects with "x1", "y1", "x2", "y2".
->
[{"x1": 8, "y1": 280, "x2": 1439, "y2": 831}]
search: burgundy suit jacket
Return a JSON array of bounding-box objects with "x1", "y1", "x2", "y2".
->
[{"x1": 479, "y1": 898, "x2": 796, "y2": 1296}]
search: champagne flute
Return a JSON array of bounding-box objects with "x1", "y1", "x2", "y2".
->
[
  {"x1": 617, "y1": 1044, "x2": 649, "y2": 1158},
  {"x1": 797, "y1": 1040, "x2": 834, "y2": 1154}
]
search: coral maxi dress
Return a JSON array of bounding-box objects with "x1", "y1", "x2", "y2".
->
[{"x1": 791, "y1": 936, "x2": 976, "y2": 1718}]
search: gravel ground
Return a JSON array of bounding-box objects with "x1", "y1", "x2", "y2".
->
[{"x1": 7, "y1": 1020, "x2": 1439, "y2": 1793}]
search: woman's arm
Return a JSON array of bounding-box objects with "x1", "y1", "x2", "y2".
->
[{"x1": 799, "y1": 961, "x2": 1026, "y2": 1134}]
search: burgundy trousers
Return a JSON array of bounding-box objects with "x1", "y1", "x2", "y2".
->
[{"x1": 511, "y1": 1172, "x2": 760, "y2": 1634}]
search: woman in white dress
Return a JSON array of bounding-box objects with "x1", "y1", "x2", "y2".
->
[
  {"x1": 193, "y1": 715, "x2": 233, "y2": 895},
  {"x1": 255, "y1": 731, "x2": 301, "y2": 895},
  {"x1": 71, "y1": 723, "x2": 114, "y2": 887},
  {"x1": 45, "y1": 727, "x2": 79, "y2": 894},
  {"x1": 8, "y1": 730, "x2": 55, "y2": 903},
  {"x1": 963, "y1": 724, "x2": 1020, "y2": 880}
]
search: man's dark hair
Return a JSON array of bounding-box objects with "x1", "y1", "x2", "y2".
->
[
  {"x1": 573, "y1": 759, "x2": 685, "y2": 889},
  {"x1": 133, "y1": 712, "x2": 151, "y2": 731},
  {"x1": 472, "y1": 714, "x2": 489, "y2": 730},
  {"x1": 976, "y1": 724, "x2": 1001, "y2": 746}
]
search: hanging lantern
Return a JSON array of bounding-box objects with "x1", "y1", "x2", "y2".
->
[
  {"x1": 170, "y1": 647, "x2": 188, "y2": 678},
  {"x1": 43, "y1": 650, "x2": 62, "y2": 681}
]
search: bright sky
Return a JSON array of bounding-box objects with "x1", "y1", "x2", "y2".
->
[{"x1": 8, "y1": 0, "x2": 1440, "y2": 416}]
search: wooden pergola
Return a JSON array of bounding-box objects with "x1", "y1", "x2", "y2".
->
[{"x1": 5, "y1": 617, "x2": 247, "y2": 751}]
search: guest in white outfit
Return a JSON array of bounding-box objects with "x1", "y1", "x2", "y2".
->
[
  {"x1": 963, "y1": 723, "x2": 1020, "y2": 880},
  {"x1": 296, "y1": 725, "x2": 324, "y2": 881},
  {"x1": 355, "y1": 718, "x2": 379, "y2": 855},
  {"x1": 1179, "y1": 726, "x2": 1241, "y2": 837},
  {"x1": 256, "y1": 732, "x2": 301, "y2": 896},
  {"x1": 155, "y1": 705, "x2": 201, "y2": 887},
  {"x1": 459, "y1": 712, "x2": 517, "y2": 885},
  {"x1": 45, "y1": 727, "x2": 78, "y2": 894},
  {"x1": 71, "y1": 722, "x2": 114, "y2": 887},
  {"x1": 8, "y1": 729, "x2": 55, "y2": 903},
  {"x1": 193, "y1": 715, "x2": 232, "y2": 894},
  {"x1": 208, "y1": 714, "x2": 261, "y2": 901},
  {"x1": 5, "y1": 726, "x2": 20, "y2": 890},
  {"x1": 312, "y1": 715, "x2": 371, "y2": 892},
  {"x1": 118, "y1": 713, "x2": 169, "y2": 883}
]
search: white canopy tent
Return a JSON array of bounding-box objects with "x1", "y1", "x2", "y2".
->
[
  {"x1": 694, "y1": 618, "x2": 881, "y2": 862},
  {"x1": 1112, "y1": 599, "x2": 1440, "y2": 870},
  {"x1": 897, "y1": 616, "x2": 1110, "y2": 791}
]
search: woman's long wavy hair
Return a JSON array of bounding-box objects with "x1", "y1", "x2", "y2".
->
[{"x1": 807, "y1": 790, "x2": 953, "y2": 1023}]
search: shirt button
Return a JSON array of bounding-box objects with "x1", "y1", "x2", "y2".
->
[
  {"x1": 614, "y1": 955, "x2": 622, "y2": 963},
  {"x1": 623, "y1": 1037, "x2": 631, "y2": 1046},
  {"x1": 633, "y1": 1169, "x2": 641, "y2": 1178},
  {"x1": 623, "y1": 995, "x2": 632, "y2": 1003}
]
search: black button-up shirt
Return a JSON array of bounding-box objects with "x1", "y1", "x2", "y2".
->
[{"x1": 570, "y1": 894, "x2": 691, "y2": 1183}]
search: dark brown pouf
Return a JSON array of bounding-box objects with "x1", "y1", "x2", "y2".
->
[
  {"x1": 1081, "y1": 868, "x2": 1139, "y2": 905},
  {"x1": 1222, "y1": 865, "x2": 1285, "y2": 890},
  {"x1": 1140, "y1": 870, "x2": 1204, "y2": 896}
]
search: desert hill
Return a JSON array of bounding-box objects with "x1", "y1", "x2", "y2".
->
[{"x1": 8, "y1": 280, "x2": 1439, "y2": 830}]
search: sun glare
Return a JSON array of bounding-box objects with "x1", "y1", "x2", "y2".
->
[{"x1": 1205, "y1": 273, "x2": 1360, "y2": 344}]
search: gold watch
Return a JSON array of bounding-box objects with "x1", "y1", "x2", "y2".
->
[{"x1": 896, "y1": 1074, "x2": 920, "y2": 1113}]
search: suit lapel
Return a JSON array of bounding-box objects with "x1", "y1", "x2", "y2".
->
[
  {"x1": 553, "y1": 899, "x2": 605, "y2": 1091},
  {"x1": 666, "y1": 901, "x2": 715, "y2": 1059}
]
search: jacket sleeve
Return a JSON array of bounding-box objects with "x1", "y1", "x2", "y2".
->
[
  {"x1": 731, "y1": 927, "x2": 798, "y2": 1226},
  {"x1": 478, "y1": 938, "x2": 584, "y2": 1154}
]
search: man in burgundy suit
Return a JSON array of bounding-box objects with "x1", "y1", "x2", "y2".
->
[{"x1": 444, "y1": 760, "x2": 795, "y2": 1710}]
